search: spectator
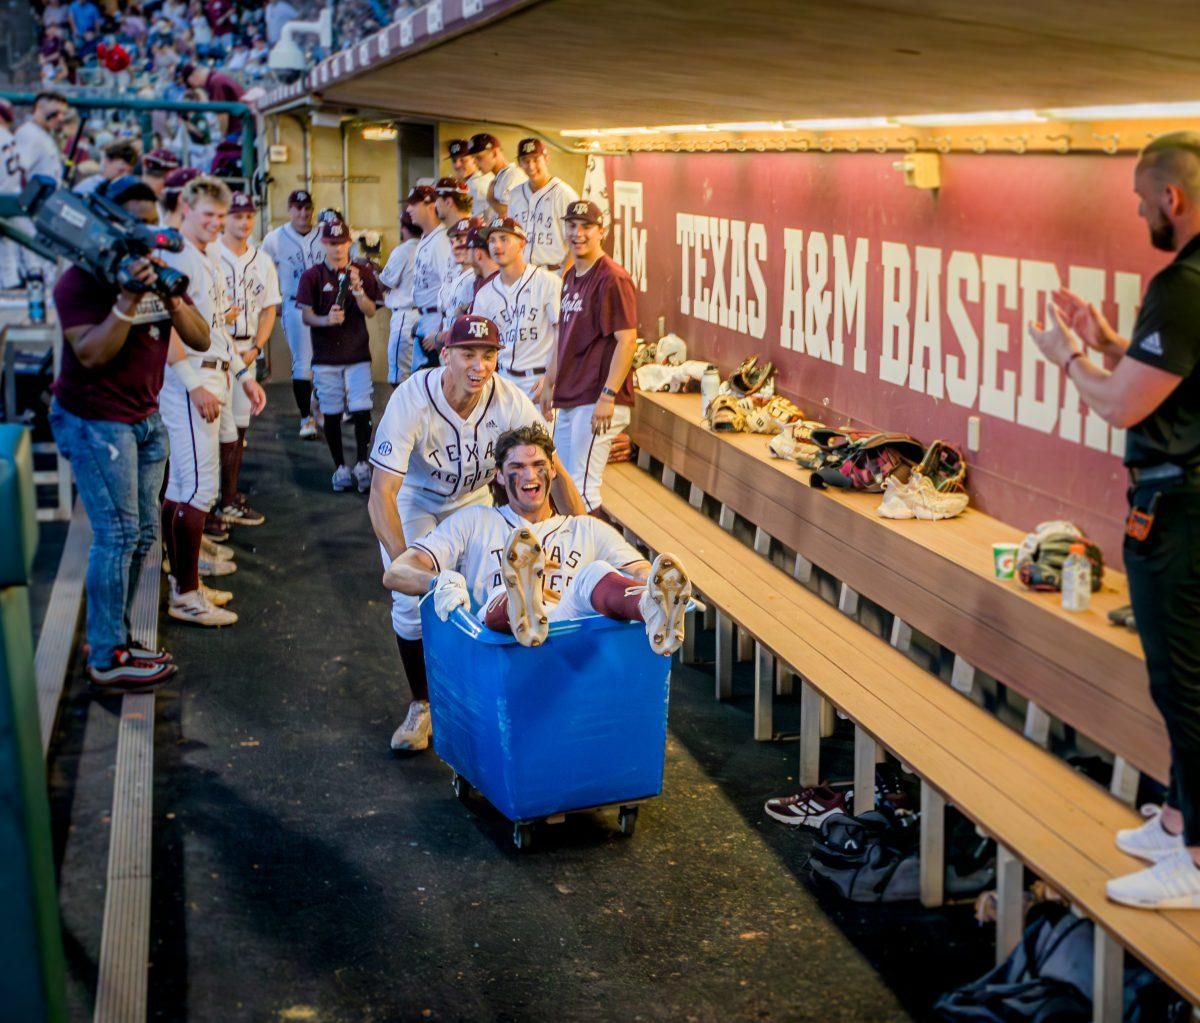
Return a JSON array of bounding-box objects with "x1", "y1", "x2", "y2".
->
[
  {"x1": 189, "y1": 1, "x2": 217, "y2": 58},
  {"x1": 205, "y1": 0, "x2": 237, "y2": 52},
  {"x1": 161, "y1": 0, "x2": 190, "y2": 33},
  {"x1": 265, "y1": 0, "x2": 298, "y2": 45},
  {"x1": 0, "y1": 100, "x2": 26, "y2": 290},
  {"x1": 119, "y1": 4, "x2": 149, "y2": 48},
  {"x1": 42, "y1": 0, "x2": 72, "y2": 33},
  {"x1": 177, "y1": 62, "x2": 247, "y2": 143},
  {"x1": 68, "y1": 0, "x2": 102, "y2": 40},
  {"x1": 16, "y1": 91, "x2": 69, "y2": 184},
  {"x1": 75, "y1": 137, "x2": 141, "y2": 194},
  {"x1": 141, "y1": 147, "x2": 182, "y2": 197},
  {"x1": 48, "y1": 176, "x2": 211, "y2": 690}
]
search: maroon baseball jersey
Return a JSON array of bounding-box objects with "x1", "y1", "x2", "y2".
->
[
  {"x1": 296, "y1": 260, "x2": 382, "y2": 365},
  {"x1": 553, "y1": 254, "x2": 637, "y2": 409}
]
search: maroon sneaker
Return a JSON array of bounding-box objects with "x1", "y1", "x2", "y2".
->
[
  {"x1": 203, "y1": 512, "x2": 230, "y2": 541},
  {"x1": 764, "y1": 785, "x2": 852, "y2": 827}
]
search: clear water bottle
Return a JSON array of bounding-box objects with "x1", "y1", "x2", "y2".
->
[
  {"x1": 27, "y1": 271, "x2": 46, "y2": 324},
  {"x1": 701, "y1": 364, "x2": 720, "y2": 416},
  {"x1": 1061, "y1": 542, "x2": 1092, "y2": 612}
]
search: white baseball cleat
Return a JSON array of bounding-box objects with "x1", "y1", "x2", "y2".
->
[
  {"x1": 502, "y1": 527, "x2": 549, "y2": 648},
  {"x1": 168, "y1": 587, "x2": 238, "y2": 627},
  {"x1": 1116, "y1": 807, "x2": 1186, "y2": 863},
  {"x1": 390, "y1": 699, "x2": 431, "y2": 751},
  {"x1": 198, "y1": 555, "x2": 237, "y2": 578},
  {"x1": 299, "y1": 415, "x2": 318, "y2": 439},
  {"x1": 640, "y1": 553, "x2": 692, "y2": 656},
  {"x1": 200, "y1": 535, "x2": 235, "y2": 562}
]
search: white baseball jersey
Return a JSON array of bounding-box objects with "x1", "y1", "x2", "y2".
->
[
  {"x1": 466, "y1": 170, "x2": 494, "y2": 219},
  {"x1": 470, "y1": 264, "x2": 560, "y2": 376},
  {"x1": 412, "y1": 503, "x2": 642, "y2": 609},
  {"x1": 159, "y1": 239, "x2": 234, "y2": 363},
  {"x1": 370, "y1": 367, "x2": 544, "y2": 503},
  {"x1": 411, "y1": 224, "x2": 455, "y2": 313},
  {"x1": 438, "y1": 266, "x2": 476, "y2": 333},
  {"x1": 213, "y1": 239, "x2": 282, "y2": 346},
  {"x1": 506, "y1": 177, "x2": 579, "y2": 268},
  {"x1": 0, "y1": 126, "x2": 26, "y2": 288},
  {"x1": 260, "y1": 222, "x2": 322, "y2": 302},
  {"x1": 490, "y1": 163, "x2": 527, "y2": 210},
  {"x1": 379, "y1": 237, "x2": 417, "y2": 312},
  {"x1": 73, "y1": 173, "x2": 106, "y2": 195},
  {"x1": 15, "y1": 121, "x2": 62, "y2": 183}
]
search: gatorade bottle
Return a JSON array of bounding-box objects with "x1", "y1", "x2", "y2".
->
[
  {"x1": 701, "y1": 365, "x2": 720, "y2": 417},
  {"x1": 1061, "y1": 542, "x2": 1092, "y2": 612},
  {"x1": 27, "y1": 271, "x2": 46, "y2": 324}
]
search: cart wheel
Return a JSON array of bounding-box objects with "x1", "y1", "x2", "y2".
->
[
  {"x1": 451, "y1": 772, "x2": 470, "y2": 801},
  {"x1": 617, "y1": 806, "x2": 639, "y2": 837},
  {"x1": 512, "y1": 822, "x2": 533, "y2": 850}
]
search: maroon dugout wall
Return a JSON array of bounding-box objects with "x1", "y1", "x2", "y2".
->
[{"x1": 600, "y1": 151, "x2": 1168, "y2": 557}]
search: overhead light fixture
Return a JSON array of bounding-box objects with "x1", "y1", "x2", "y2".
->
[
  {"x1": 1043, "y1": 101, "x2": 1200, "y2": 120},
  {"x1": 361, "y1": 125, "x2": 398, "y2": 142},
  {"x1": 782, "y1": 117, "x2": 894, "y2": 131},
  {"x1": 897, "y1": 109, "x2": 1047, "y2": 126}
]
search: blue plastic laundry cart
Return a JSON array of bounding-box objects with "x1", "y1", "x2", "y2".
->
[{"x1": 421, "y1": 599, "x2": 672, "y2": 848}]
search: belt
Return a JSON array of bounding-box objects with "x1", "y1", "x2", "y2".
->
[
  {"x1": 541, "y1": 263, "x2": 562, "y2": 272},
  {"x1": 232, "y1": 335, "x2": 252, "y2": 341},
  {"x1": 418, "y1": 306, "x2": 438, "y2": 315},
  {"x1": 505, "y1": 366, "x2": 545, "y2": 379},
  {"x1": 1129, "y1": 463, "x2": 1200, "y2": 485},
  {"x1": 200, "y1": 358, "x2": 231, "y2": 371}
]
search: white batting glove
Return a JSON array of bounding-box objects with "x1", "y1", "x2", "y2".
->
[{"x1": 432, "y1": 570, "x2": 470, "y2": 621}]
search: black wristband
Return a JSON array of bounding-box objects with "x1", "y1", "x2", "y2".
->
[
  {"x1": 1064, "y1": 351, "x2": 1084, "y2": 376},
  {"x1": 600, "y1": 386, "x2": 617, "y2": 397}
]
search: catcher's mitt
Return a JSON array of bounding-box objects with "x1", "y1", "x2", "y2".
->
[
  {"x1": 917, "y1": 440, "x2": 967, "y2": 493},
  {"x1": 1017, "y1": 530, "x2": 1104, "y2": 592},
  {"x1": 729, "y1": 355, "x2": 776, "y2": 396},
  {"x1": 707, "y1": 394, "x2": 746, "y2": 433}
]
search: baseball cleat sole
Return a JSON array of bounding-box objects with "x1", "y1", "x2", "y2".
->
[
  {"x1": 502, "y1": 527, "x2": 549, "y2": 648},
  {"x1": 645, "y1": 553, "x2": 692, "y2": 656}
]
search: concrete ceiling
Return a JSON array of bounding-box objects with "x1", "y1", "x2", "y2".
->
[{"x1": 306, "y1": 0, "x2": 1200, "y2": 134}]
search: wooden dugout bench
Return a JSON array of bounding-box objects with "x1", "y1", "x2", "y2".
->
[{"x1": 602, "y1": 391, "x2": 1198, "y2": 1017}]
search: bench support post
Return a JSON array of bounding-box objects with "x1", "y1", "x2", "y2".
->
[
  {"x1": 687, "y1": 482, "x2": 704, "y2": 510},
  {"x1": 950, "y1": 655, "x2": 977, "y2": 696},
  {"x1": 1023, "y1": 702, "x2": 1052, "y2": 747},
  {"x1": 889, "y1": 617, "x2": 912, "y2": 653},
  {"x1": 1110, "y1": 757, "x2": 1140, "y2": 807},
  {"x1": 775, "y1": 662, "x2": 794, "y2": 697},
  {"x1": 715, "y1": 612, "x2": 733, "y2": 700},
  {"x1": 661, "y1": 466, "x2": 677, "y2": 491},
  {"x1": 737, "y1": 626, "x2": 753, "y2": 662},
  {"x1": 853, "y1": 725, "x2": 876, "y2": 813},
  {"x1": 718, "y1": 503, "x2": 735, "y2": 531},
  {"x1": 1092, "y1": 928, "x2": 1124, "y2": 1023},
  {"x1": 837, "y1": 583, "x2": 860, "y2": 619},
  {"x1": 820, "y1": 697, "x2": 836, "y2": 738},
  {"x1": 680, "y1": 606, "x2": 698, "y2": 664},
  {"x1": 919, "y1": 782, "x2": 946, "y2": 907},
  {"x1": 793, "y1": 552, "x2": 813, "y2": 585},
  {"x1": 636, "y1": 447, "x2": 650, "y2": 470},
  {"x1": 703, "y1": 602, "x2": 715, "y2": 630},
  {"x1": 754, "y1": 643, "x2": 773, "y2": 741},
  {"x1": 753, "y1": 526, "x2": 770, "y2": 557},
  {"x1": 995, "y1": 844, "x2": 1024, "y2": 965},
  {"x1": 798, "y1": 681, "x2": 822, "y2": 787}
]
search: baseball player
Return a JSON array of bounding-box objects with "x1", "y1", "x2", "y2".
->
[
  {"x1": 448, "y1": 137, "x2": 492, "y2": 219},
  {"x1": 261, "y1": 189, "x2": 323, "y2": 438},
  {"x1": 367, "y1": 314, "x2": 585, "y2": 752},
  {"x1": 140, "y1": 147, "x2": 181, "y2": 198},
  {"x1": 505, "y1": 138, "x2": 579, "y2": 274},
  {"x1": 544, "y1": 200, "x2": 638, "y2": 513},
  {"x1": 158, "y1": 175, "x2": 267, "y2": 627},
  {"x1": 469, "y1": 133, "x2": 526, "y2": 219},
  {"x1": 160, "y1": 166, "x2": 200, "y2": 229},
  {"x1": 213, "y1": 191, "x2": 280, "y2": 526},
  {"x1": 296, "y1": 218, "x2": 382, "y2": 493},
  {"x1": 383, "y1": 422, "x2": 691, "y2": 655},
  {"x1": 434, "y1": 216, "x2": 482, "y2": 348},
  {"x1": 379, "y1": 210, "x2": 422, "y2": 385},
  {"x1": 0, "y1": 99, "x2": 27, "y2": 289},
  {"x1": 466, "y1": 221, "x2": 499, "y2": 294},
  {"x1": 404, "y1": 185, "x2": 454, "y2": 376},
  {"x1": 471, "y1": 216, "x2": 560, "y2": 402}
]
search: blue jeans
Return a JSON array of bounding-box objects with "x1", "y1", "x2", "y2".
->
[{"x1": 49, "y1": 400, "x2": 169, "y2": 668}]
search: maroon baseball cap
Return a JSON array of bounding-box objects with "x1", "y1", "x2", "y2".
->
[
  {"x1": 517, "y1": 138, "x2": 546, "y2": 158},
  {"x1": 142, "y1": 147, "x2": 181, "y2": 173},
  {"x1": 445, "y1": 314, "x2": 502, "y2": 349},
  {"x1": 434, "y1": 176, "x2": 469, "y2": 198},
  {"x1": 287, "y1": 189, "x2": 314, "y2": 208},
  {"x1": 562, "y1": 199, "x2": 603, "y2": 226},
  {"x1": 0, "y1": 99, "x2": 13, "y2": 124},
  {"x1": 163, "y1": 166, "x2": 200, "y2": 190},
  {"x1": 481, "y1": 216, "x2": 526, "y2": 241},
  {"x1": 229, "y1": 191, "x2": 255, "y2": 214},
  {"x1": 405, "y1": 184, "x2": 436, "y2": 204},
  {"x1": 468, "y1": 133, "x2": 500, "y2": 155},
  {"x1": 448, "y1": 216, "x2": 483, "y2": 239},
  {"x1": 447, "y1": 138, "x2": 471, "y2": 159},
  {"x1": 321, "y1": 219, "x2": 350, "y2": 242},
  {"x1": 467, "y1": 227, "x2": 489, "y2": 250}
]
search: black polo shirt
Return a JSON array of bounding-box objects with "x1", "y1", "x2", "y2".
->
[
  {"x1": 295, "y1": 259, "x2": 382, "y2": 366},
  {"x1": 1124, "y1": 233, "x2": 1200, "y2": 469}
]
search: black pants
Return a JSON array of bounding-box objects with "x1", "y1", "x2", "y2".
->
[{"x1": 1124, "y1": 487, "x2": 1200, "y2": 845}]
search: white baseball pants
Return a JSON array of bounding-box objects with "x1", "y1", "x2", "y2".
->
[
  {"x1": 160, "y1": 364, "x2": 229, "y2": 512},
  {"x1": 552, "y1": 402, "x2": 632, "y2": 513}
]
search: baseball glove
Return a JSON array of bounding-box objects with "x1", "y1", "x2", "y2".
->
[
  {"x1": 707, "y1": 394, "x2": 746, "y2": 433},
  {"x1": 608, "y1": 433, "x2": 633, "y2": 463},
  {"x1": 916, "y1": 440, "x2": 967, "y2": 493},
  {"x1": 632, "y1": 340, "x2": 658, "y2": 370},
  {"x1": 1017, "y1": 530, "x2": 1104, "y2": 592},
  {"x1": 812, "y1": 433, "x2": 926, "y2": 492},
  {"x1": 728, "y1": 355, "x2": 776, "y2": 396}
]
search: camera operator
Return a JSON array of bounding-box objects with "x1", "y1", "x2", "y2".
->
[{"x1": 48, "y1": 176, "x2": 209, "y2": 692}]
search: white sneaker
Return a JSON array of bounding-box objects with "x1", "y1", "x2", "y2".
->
[
  {"x1": 501, "y1": 527, "x2": 549, "y2": 647},
  {"x1": 198, "y1": 555, "x2": 237, "y2": 577},
  {"x1": 908, "y1": 474, "x2": 970, "y2": 521},
  {"x1": 878, "y1": 475, "x2": 917, "y2": 520},
  {"x1": 1106, "y1": 849, "x2": 1200, "y2": 909},
  {"x1": 299, "y1": 415, "x2": 318, "y2": 439},
  {"x1": 200, "y1": 535, "x2": 235, "y2": 562},
  {"x1": 332, "y1": 465, "x2": 353, "y2": 492},
  {"x1": 168, "y1": 587, "x2": 238, "y2": 627},
  {"x1": 390, "y1": 700, "x2": 431, "y2": 751},
  {"x1": 352, "y1": 460, "x2": 372, "y2": 493},
  {"x1": 1116, "y1": 806, "x2": 1186, "y2": 862},
  {"x1": 639, "y1": 553, "x2": 692, "y2": 655}
]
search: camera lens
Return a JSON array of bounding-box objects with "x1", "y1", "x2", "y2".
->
[{"x1": 154, "y1": 266, "x2": 190, "y2": 299}]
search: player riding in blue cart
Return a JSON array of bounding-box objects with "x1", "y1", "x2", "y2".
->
[{"x1": 383, "y1": 422, "x2": 692, "y2": 654}]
